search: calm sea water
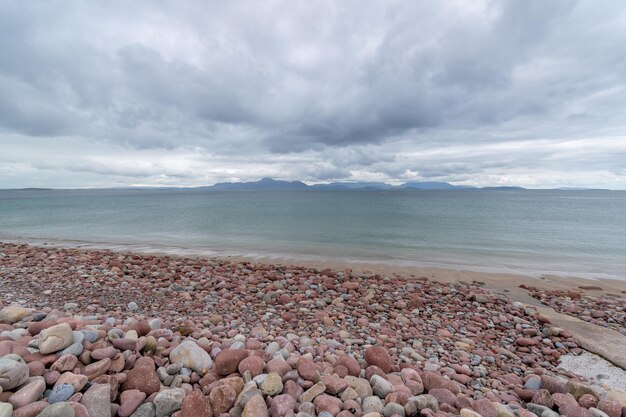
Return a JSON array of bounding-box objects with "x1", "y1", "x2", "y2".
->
[{"x1": 0, "y1": 188, "x2": 625, "y2": 279}]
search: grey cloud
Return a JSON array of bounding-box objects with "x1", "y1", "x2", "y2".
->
[
  {"x1": 1, "y1": 0, "x2": 626, "y2": 188},
  {"x1": 32, "y1": 159, "x2": 195, "y2": 179}
]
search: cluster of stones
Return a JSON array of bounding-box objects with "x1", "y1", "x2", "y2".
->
[
  {"x1": 0, "y1": 243, "x2": 624, "y2": 417},
  {"x1": 0, "y1": 244, "x2": 581, "y2": 364},
  {"x1": 1, "y1": 305, "x2": 625, "y2": 417},
  {"x1": 522, "y1": 285, "x2": 626, "y2": 337}
]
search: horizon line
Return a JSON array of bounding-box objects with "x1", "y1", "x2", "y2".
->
[{"x1": 0, "y1": 183, "x2": 620, "y2": 192}]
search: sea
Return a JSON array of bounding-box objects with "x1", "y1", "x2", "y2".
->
[{"x1": 0, "y1": 188, "x2": 624, "y2": 280}]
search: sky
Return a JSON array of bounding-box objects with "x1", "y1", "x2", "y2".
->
[{"x1": 1, "y1": 1, "x2": 626, "y2": 189}]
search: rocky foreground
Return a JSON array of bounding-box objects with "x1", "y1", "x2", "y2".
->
[
  {"x1": 1, "y1": 243, "x2": 625, "y2": 417},
  {"x1": 524, "y1": 287, "x2": 626, "y2": 337}
]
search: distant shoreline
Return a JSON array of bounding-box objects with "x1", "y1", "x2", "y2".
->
[{"x1": 0, "y1": 177, "x2": 619, "y2": 191}]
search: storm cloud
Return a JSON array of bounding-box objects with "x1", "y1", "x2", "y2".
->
[{"x1": 1, "y1": 0, "x2": 626, "y2": 188}]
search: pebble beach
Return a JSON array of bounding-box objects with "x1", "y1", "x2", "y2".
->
[{"x1": 1, "y1": 242, "x2": 625, "y2": 417}]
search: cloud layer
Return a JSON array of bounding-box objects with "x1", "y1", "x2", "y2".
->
[{"x1": 1, "y1": 0, "x2": 626, "y2": 188}]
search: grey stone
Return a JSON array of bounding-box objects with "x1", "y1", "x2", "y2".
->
[
  {"x1": 80, "y1": 330, "x2": 101, "y2": 343},
  {"x1": 493, "y1": 403, "x2": 516, "y2": 417},
  {"x1": 0, "y1": 356, "x2": 29, "y2": 390},
  {"x1": 0, "y1": 329, "x2": 27, "y2": 341},
  {"x1": 130, "y1": 403, "x2": 157, "y2": 417},
  {"x1": 81, "y1": 383, "x2": 111, "y2": 417},
  {"x1": 39, "y1": 402, "x2": 76, "y2": 417},
  {"x1": 345, "y1": 376, "x2": 373, "y2": 399},
  {"x1": 169, "y1": 341, "x2": 213, "y2": 374},
  {"x1": 72, "y1": 331, "x2": 85, "y2": 344},
  {"x1": 166, "y1": 363, "x2": 183, "y2": 375},
  {"x1": 524, "y1": 377, "x2": 542, "y2": 390},
  {"x1": 383, "y1": 402, "x2": 406, "y2": 417},
  {"x1": 154, "y1": 388, "x2": 185, "y2": 417},
  {"x1": 526, "y1": 404, "x2": 559, "y2": 417},
  {"x1": 59, "y1": 342, "x2": 84, "y2": 357},
  {"x1": 409, "y1": 395, "x2": 439, "y2": 412},
  {"x1": 589, "y1": 409, "x2": 610, "y2": 417},
  {"x1": 48, "y1": 383, "x2": 75, "y2": 404},
  {"x1": 236, "y1": 385, "x2": 263, "y2": 408},
  {"x1": 298, "y1": 402, "x2": 316, "y2": 416},
  {"x1": 265, "y1": 342, "x2": 280, "y2": 355},
  {"x1": 231, "y1": 341, "x2": 246, "y2": 350},
  {"x1": 370, "y1": 375, "x2": 394, "y2": 398},
  {"x1": 362, "y1": 396, "x2": 384, "y2": 414},
  {"x1": 0, "y1": 403, "x2": 13, "y2": 417},
  {"x1": 541, "y1": 410, "x2": 559, "y2": 417}
]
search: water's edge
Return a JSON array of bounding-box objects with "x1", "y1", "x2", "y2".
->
[
  {"x1": 1, "y1": 234, "x2": 620, "y2": 282},
  {"x1": 1, "y1": 189, "x2": 625, "y2": 281}
]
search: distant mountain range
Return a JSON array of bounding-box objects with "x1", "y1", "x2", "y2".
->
[
  {"x1": 311, "y1": 180, "x2": 474, "y2": 190},
  {"x1": 208, "y1": 177, "x2": 309, "y2": 191},
  {"x1": 3, "y1": 178, "x2": 609, "y2": 191},
  {"x1": 203, "y1": 177, "x2": 530, "y2": 191}
]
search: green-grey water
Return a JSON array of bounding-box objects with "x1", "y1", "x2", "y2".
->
[{"x1": 0, "y1": 188, "x2": 624, "y2": 280}]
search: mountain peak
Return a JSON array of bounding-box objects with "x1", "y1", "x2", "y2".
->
[
  {"x1": 210, "y1": 177, "x2": 308, "y2": 191},
  {"x1": 204, "y1": 178, "x2": 527, "y2": 191}
]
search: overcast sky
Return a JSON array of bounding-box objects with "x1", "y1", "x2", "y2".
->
[{"x1": 1, "y1": 1, "x2": 626, "y2": 189}]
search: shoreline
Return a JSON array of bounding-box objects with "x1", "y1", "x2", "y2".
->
[
  {"x1": 2, "y1": 237, "x2": 625, "y2": 294},
  {"x1": 222, "y1": 254, "x2": 626, "y2": 295}
]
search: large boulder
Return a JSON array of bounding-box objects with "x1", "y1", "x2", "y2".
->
[
  {"x1": 39, "y1": 323, "x2": 74, "y2": 354},
  {"x1": 0, "y1": 305, "x2": 32, "y2": 324},
  {"x1": 214, "y1": 349, "x2": 248, "y2": 376},
  {"x1": 169, "y1": 340, "x2": 213, "y2": 375},
  {"x1": 0, "y1": 355, "x2": 29, "y2": 390}
]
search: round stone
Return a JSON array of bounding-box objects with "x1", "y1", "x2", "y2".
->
[
  {"x1": 8, "y1": 377, "x2": 46, "y2": 408},
  {"x1": 169, "y1": 340, "x2": 213, "y2": 375},
  {"x1": 0, "y1": 305, "x2": 32, "y2": 324},
  {"x1": 39, "y1": 323, "x2": 74, "y2": 354},
  {"x1": 154, "y1": 388, "x2": 186, "y2": 417},
  {"x1": 260, "y1": 372, "x2": 283, "y2": 396},
  {"x1": 49, "y1": 383, "x2": 75, "y2": 404},
  {"x1": 239, "y1": 356, "x2": 265, "y2": 378},
  {"x1": 0, "y1": 356, "x2": 29, "y2": 390},
  {"x1": 118, "y1": 389, "x2": 147, "y2": 417},
  {"x1": 214, "y1": 349, "x2": 249, "y2": 376},
  {"x1": 364, "y1": 346, "x2": 392, "y2": 373},
  {"x1": 0, "y1": 402, "x2": 13, "y2": 417},
  {"x1": 39, "y1": 402, "x2": 76, "y2": 417}
]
